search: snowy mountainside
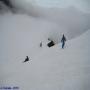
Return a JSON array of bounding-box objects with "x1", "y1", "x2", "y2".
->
[
  {"x1": 0, "y1": 13, "x2": 61, "y2": 63},
  {"x1": 0, "y1": 13, "x2": 89, "y2": 62},
  {"x1": 0, "y1": 26, "x2": 90, "y2": 90},
  {"x1": 0, "y1": 4, "x2": 90, "y2": 89}
]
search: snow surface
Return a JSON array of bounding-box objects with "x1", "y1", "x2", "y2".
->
[{"x1": 0, "y1": 4, "x2": 90, "y2": 90}]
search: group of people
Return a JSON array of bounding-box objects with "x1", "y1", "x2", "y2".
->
[
  {"x1": 40, "y1": 34, "x2": 67, "y2": 49},
  {"x1": 23, "y1": 34, "x2": 66, "y2": 63}
]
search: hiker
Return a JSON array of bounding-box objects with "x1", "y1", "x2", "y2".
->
[
  {"x1": 23, "y1": 56, "x2": 29, "y2": 62},
  {"x1": 40, "y1": 42, "x2": 42, "y2": 47},
  {"x1": 61, "y1": 34, "x2": 66, "y2": 49},
  {"x1": 47, "y1": 40, "x2": 55, "y2": 47},
  {"x1": 47, "y1": 38, "x2": 55, "y2": 47}
]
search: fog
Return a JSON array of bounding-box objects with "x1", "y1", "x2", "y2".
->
[
  {"x1": 3, "y1": 0, "x2": 87, "y2": 40},
  {"x1": 10, "y1": 0, "x2": 90, "y2": 12},
  {"x1": 0, "y1": 0, "x2": 90, "y2": 41}
]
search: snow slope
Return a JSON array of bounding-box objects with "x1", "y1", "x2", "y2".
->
[
  {"x1": 0, "y1": 28, "x2": 90, "y2": 90},
  {"x1": 0, "y1": 13, "x2": 89, "y2": 62},
  {"x1": 0, "y1": 13, "x2": 62, "y2": 63},
  {"x1": 0, "y1": 12, "x2": 90, "y2": 90}
]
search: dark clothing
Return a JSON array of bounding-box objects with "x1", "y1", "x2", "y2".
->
[
  {"x1": 40, "y1": 42, "x2": 42, "y2": 47},
  {"x1": 24, "y1": 56, "x2": 29, "y2": 62},
  {"x1": 62, "y1": 41, "x2": 65, "y2": 49},
  {"x1": 61, "y1": 35, "x2": 66, "y2": 42},
  {"x1": 61, "y1": 35, "x2": 66, "y2": 49},
  {"x1": 47, "y1": 40, "x2": 55, "y2": 47}
]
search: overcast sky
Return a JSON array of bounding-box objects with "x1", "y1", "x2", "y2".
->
[
  {"x1": 11, "y1": 0, "x2": 90, "y2": 12},
  {"x1": 35, "y1": 0, "x2": 89, "y2": 11}
]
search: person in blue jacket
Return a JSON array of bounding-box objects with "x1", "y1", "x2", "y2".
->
[{"x1": 61, "y1": 34, "x2": 66, "y2": 49}]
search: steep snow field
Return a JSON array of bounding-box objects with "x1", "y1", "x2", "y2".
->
[
  {"x1": 0, "y1": 12, "x2": 90, "y2": 90},
  {"x1": 0, "y1": 12, "x2": 89, "y2": 62},
  {"x1": 0, "y1": 24, "x2": 90, "y2": 90},
  {"x1": 0, "y1": 2, "x2": 90, "y2": 90}
]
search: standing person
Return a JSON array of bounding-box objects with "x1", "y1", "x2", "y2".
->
[
  {"x1": 61, "y1": 34, "x2": 66, "y2": 49},
  {"x1": 40, "y1": 42, "x2": 42, "y2": 47},
  {"x1": 23, "y1": 56, "x2": 29, "y2": 63}
]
